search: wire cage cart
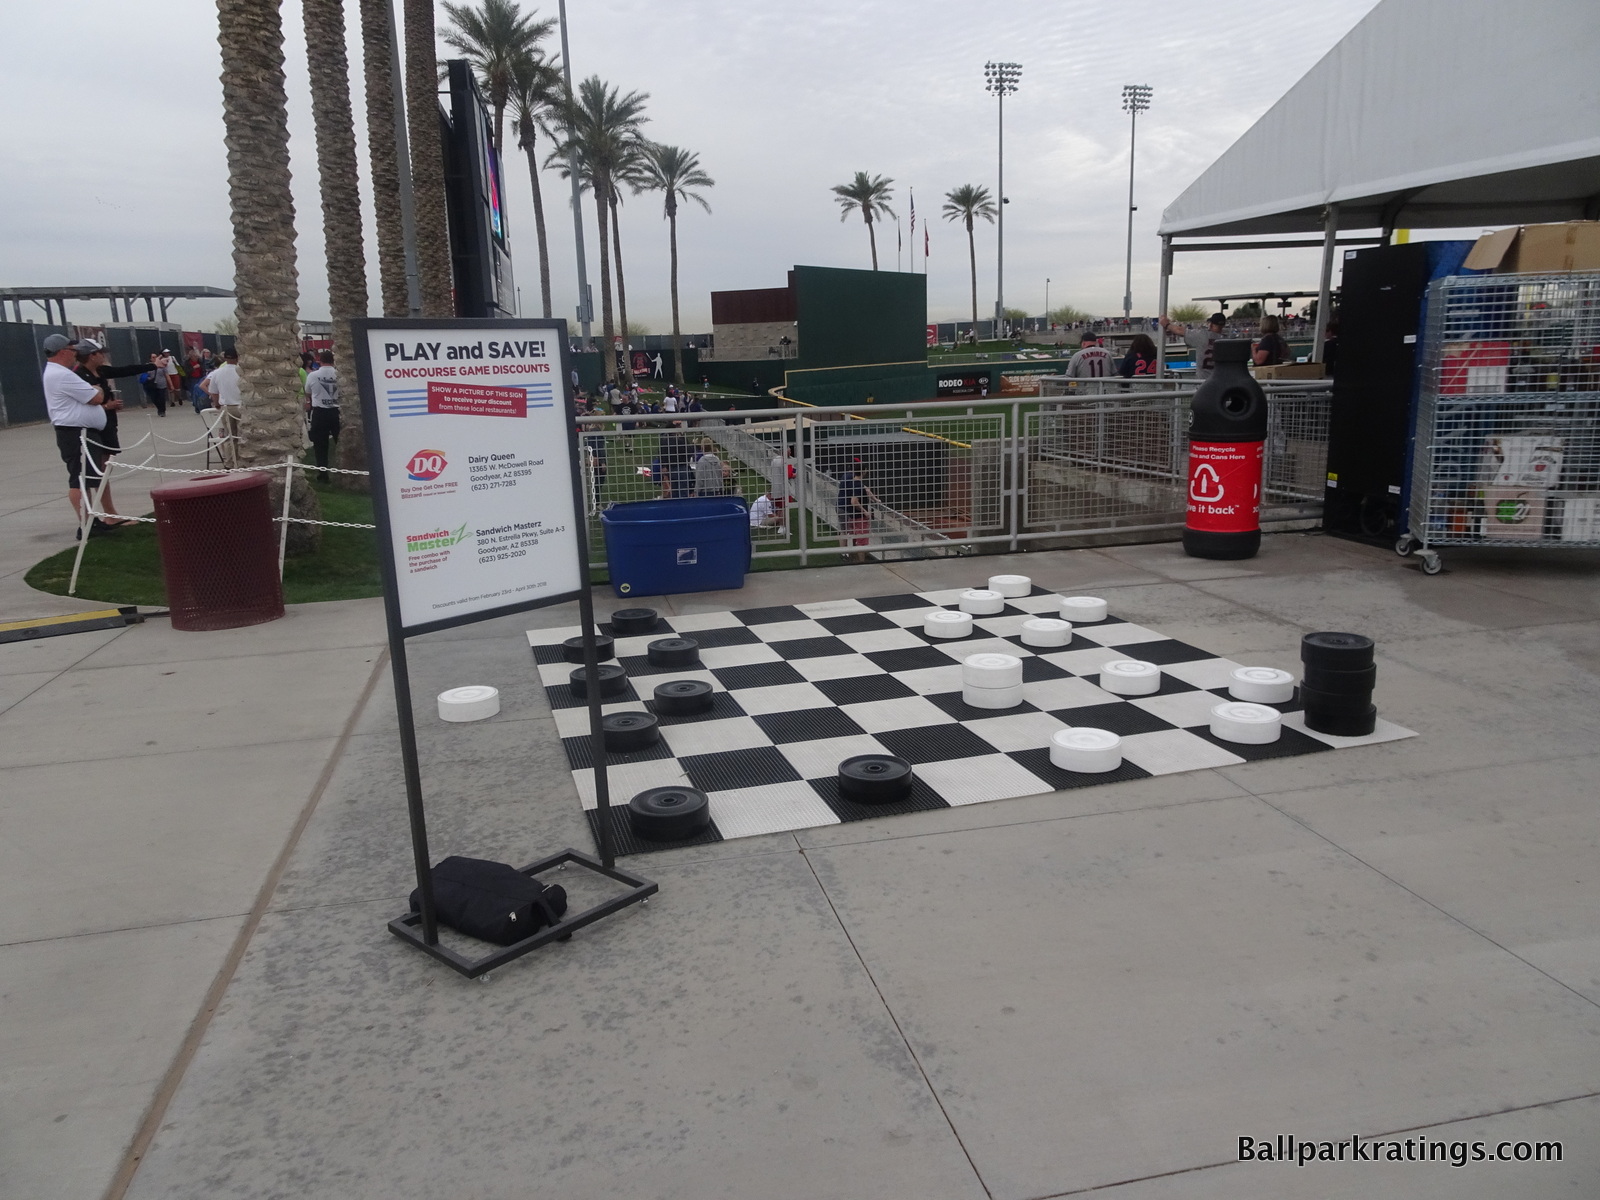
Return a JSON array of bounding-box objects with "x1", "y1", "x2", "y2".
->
[{"x1": 1402, "y1": 271, "x2": 1600, "y2": 574}]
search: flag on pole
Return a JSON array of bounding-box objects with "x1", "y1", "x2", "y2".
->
[
  {"x1": 924, "y1": 224, "x2": 930, "y2": 262},
  {"x1": 909, "y1": 189, "x2": 917, "y2": 273}
]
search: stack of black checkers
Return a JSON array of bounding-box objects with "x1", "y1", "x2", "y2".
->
[
  {"x1": 569, "y1": 662, "x2": 627, "y2": 699},
  {"x1": 837, "y1": 754, "x2": 914, "y2": 805},
  {"x1": 560, "y1": 635, "x2": 615, "y2": 664},
  {"x1": 628, "y1": 785, "x2": 711, "y2": 840},
  {"x1": 1300, "y1": 632, "x2": 1377, "y2": 737},
  {"x1": 610, "y1": 608, "x2": 659, "y2": 636}
]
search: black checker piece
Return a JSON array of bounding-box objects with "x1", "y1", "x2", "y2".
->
[
  {"x1": 875, "y1": 723, "x2": 999, "y2": 764},
  {"x1": 865, "y1": 646, "x2": 963, "y2": 674},
  {"x1": 617, "y1": 653, "x2": 692, "y2": 677},
  {"x1": 816, "y1": 612, "x2": 899, "y2": 635},
  {"x1": 732, "y1": 604, "x2": 807, "y2": 626},
  {"x1": 599, "y1": 617, "x2": 673, "y2": 638},
  {"x1": 1044, "y1": 701, "x2": 1174, "y2": 736},
  {"x1": 808, "y1": 774, "x2": 950, "y2": 822},
  {"x1": 813, "y1": 674, "x2": 915, "y2": 706},
  {"x1": 710, "y1": 661, "x2": 806, "y2": 690},
  {"x1": 769, "y1": 636, "x2": 855, "y2": 660},
  {"x1": 587, "y1": 805, "x2": 722, "y2": 857},
  {"x1": 680, "y1": 745, "x2": 801, "y2": 793},
  {"x1": 752, "y1": 707, "x2": 866, "y2": 744},
  {"x1": 648, "y1": 690, "x2": 747, "y2": 725}
]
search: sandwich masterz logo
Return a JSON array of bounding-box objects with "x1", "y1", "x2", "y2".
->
[{"x1": 404, "y1": 523, "x2": 469, "y2": 575}]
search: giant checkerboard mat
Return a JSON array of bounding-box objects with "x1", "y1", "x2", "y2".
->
[{"x1": 527, "y1": 588, "x2": 1415, "y2": 856}]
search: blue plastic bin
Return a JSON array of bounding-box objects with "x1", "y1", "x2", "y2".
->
[{"x1": 601, "y1": 497, "x2": 752, "y2": 598}]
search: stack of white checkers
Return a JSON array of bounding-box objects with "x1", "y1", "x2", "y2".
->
[{"x1": 525, "y1": 580, "x2": 1415, "y2": 857}]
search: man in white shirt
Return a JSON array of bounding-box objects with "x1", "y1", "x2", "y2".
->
[
  {"x1": 202, "y1": 349, "x2": 244, "y2": 466},
  {"x1": 42, "y1": 333, "x2": 117, "y2": 528},
  {"x1": 302, "y1": 349, "x2": 340, "y2": 481},
  {"x1": 748, "y1": 488, "x2": 779, "y2": 527}
]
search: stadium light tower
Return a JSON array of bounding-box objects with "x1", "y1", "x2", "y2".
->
[
  {"x1": 985, "y1": 61, "x2": 1021, "y2": 337},
  {"x1": 1121, "y1": 83, "x2": 1152, "y2": 321}
]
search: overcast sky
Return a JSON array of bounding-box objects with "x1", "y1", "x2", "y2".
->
[{"x1": 2, "y1": 0, "x2": 1392, "y2": 335}]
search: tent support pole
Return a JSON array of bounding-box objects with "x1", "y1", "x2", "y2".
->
[
  {"x1": 1156, "y1": 235, "x2": 1171, "y2": 377},
  {"x1": 1312, "y1": 204, "x2": 1338, "y2": 362}
]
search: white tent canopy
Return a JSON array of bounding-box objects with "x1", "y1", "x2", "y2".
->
[{"x1": 1160, "y1": 0, "x2": 1600, "y2": 238}]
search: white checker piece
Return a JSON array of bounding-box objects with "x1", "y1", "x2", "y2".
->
[
  {"x1": 659, "y1": 715, "x2": 772, "y2": 758},
  {"x1": 697, "y1": 642, "x2": 783, "y2": 669},
  {"x1": 841, "y1": 695, "x2": 956, "y2": 733},
  {"x1": 778, "y1": 733, "x2": 893, "y2": 781},
  {"x1": 707, "y1": 782, "x2": 841, "y2": 838},
  {"x1": 532, "y1": 592, "x2": 1418, "y2": 854},
  {"x1": 914, "y1": 756, "x2": 1055, "y2": 805},
  {"x1": 789, "y1": 655, "x2": 885, "y2": 682}
]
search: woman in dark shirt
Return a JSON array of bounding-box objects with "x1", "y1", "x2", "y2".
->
[
  {"x1": 1117, "y1": 333, "x2": 1159, "y2": 378},
  {"x1": 1253, "y1": 316, "x2": 1289, "y2": 367},
  {"x1": 74, "y1": 340, "x2": 140, "y2": 524}
]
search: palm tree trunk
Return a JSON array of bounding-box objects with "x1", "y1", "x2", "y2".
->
[
  {"x1": 217, "y1": 0, "x2": 322, "y2": 551},
  {"x1": 403, "y1": 0, "x2": 453, "y2": 316},
  {"x1": 521, "y1": 136, "x2": 553, "y2": 318},
  {"x1": 594, "y1": 177, "x2": 617, "y2": 383},
  {"x1": 303, "y1": 0, "x2": 369, "y2": 480},
  {"x1": 967, "y1": 219, "x2": 978, "y2": 331},
  {"x1": 359, "y1": 0, "x2": 407, "y2": 318},
  {"x1": 493, "y1": 104, "x2": 504, "y2": 159},
  {"x1": 668, "y1": 195, "x2": 684, "y2": 387},
  {"x1": 610, "y1": 192, "x2": 633, "y2": 386},
  {"x1": 866, "y1": 212, "x2": 878, "y2": 270}
]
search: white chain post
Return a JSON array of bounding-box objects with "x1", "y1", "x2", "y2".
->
[{"x1": 278, "y1": 458, "x2": 295, "y2": 580}]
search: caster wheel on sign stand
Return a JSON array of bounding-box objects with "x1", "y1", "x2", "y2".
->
[{"x1": 1420, "y1": 552, "x2": 1443, "y2": 575}]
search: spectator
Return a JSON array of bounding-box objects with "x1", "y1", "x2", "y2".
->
[
  {"x1": 303, "y1": 348, "x2": 341, "y2": 482},
  {"x1": 749, "y1": 486, "x2": 779, "y2": 527},
  {"x1": 1117, "y1": 333, "x2": 1159, "y2": 378},
  {"x1": 142, "y1": 352, "x2": 169, "y2": 416},
  {"x1": 657, "y1": 430, "x2": 693, "y2": 498},
  {"x1": 41, "y1": 333, "x2": 118, "y2": 535},
  {"x1": 162, "y1": 347, "x2": 183, "y2": 402},
  {"x1": 202, "y1": 349, "x2": 244, "y2": 467},
  {"x1": 835, "y1": 461, "x2": 882, "y2": 564},
  {"x1": 1321, "y1": 314, "x2": 1340, "y2": 378},
  {"x1": 1161, "y1": 311, "x2": 1226, "y2": 378},
  {"x1": 74, "y1": 339, "x2": 144, "y2": 525},
  {"x1": 1253, "y1": 315, "x2": 1289, "y2": 367},
  {"x1": 1066, "y1": 330, "x2": 1115, "y2": 379},
  {"x1": 693, "y1": 440, "x2": 730, "y2": 496}
]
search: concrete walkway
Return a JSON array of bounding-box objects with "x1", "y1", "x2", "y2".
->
[{"x1": 2, "y1": 417, "x2": 1598, "y2": 1199}]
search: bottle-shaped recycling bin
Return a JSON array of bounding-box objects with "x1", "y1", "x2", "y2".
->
[{"x1": 1183, "y1": 339, "x2": 1267, "y2": 559}]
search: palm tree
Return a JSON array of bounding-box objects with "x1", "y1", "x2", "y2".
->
[
  {"x1": 216, "y1": 0, "x2": 322, "y2": 548},
  {"x1": 608, "y1": 140, "x2": 650, "y2": 384},
  {"x1": 507, "y1": 50, "x2": 562, "y2": 318},
  {"x1": 639, "y1": 143, "x2": 713, "y2": 387},
  {"x1": 403, "y1": 0, "x2": 454, "y2": 315},
  {"x1": 831, "y1": 172, "x2": 895, "y2": 270},
  {"x1": 943, "y1": 184, "x2": 997, "y2": 333},
  {"x1": 549, "y1": 76, "x2": 649, "y2": 382},
  {"x1": 302, "y1": 0, "x2": 369, "y2": 476},
  {"x1": 359, "y1": 0, "x2": 408, "y2": 318},
  {"x1": 441, "y1": 0, "x2": 555, "y2": 153}
]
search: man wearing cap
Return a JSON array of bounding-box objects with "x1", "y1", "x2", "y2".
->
[
  {"x1": 202, "y1": 349, "x2": 243, "y2": 466},
  {"x1": 42, "y1": 334, "x2": 119, "y2": 534},
  {"x1": 1066, "y1": 330, "x2": 1116, "y2": 380},
  {"x1": 1160, "y1": 312, "x2": 1227, "y2": 379}
]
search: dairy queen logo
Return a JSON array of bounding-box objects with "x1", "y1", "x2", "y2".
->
[{"x1": 406, "y1": 449, "x2": 448, "y2": 481}]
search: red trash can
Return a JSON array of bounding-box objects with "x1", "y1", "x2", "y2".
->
[{"x1": 152, "y1": 472, "x2": 285, "y2": 631}]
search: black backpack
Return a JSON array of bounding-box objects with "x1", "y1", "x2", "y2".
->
[{"x1": 410, "y1": 856, "x2": 568, "y2": 946}]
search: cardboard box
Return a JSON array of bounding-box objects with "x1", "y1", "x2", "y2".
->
[
  {"x1": 1554, "y1": 494, "x2": 1600, "y2": 543},
  {"x1": 1463, "y1": 221, "x2": 1600, "y2": 274},
  {"x1": 1481, "y1": 486, "x2": 1548, "y2": 541},
  {"x1": 1252, "y1": 363, "x2": 1326, "y2": 380},
  {"x1": 1483, "y1": 435, "x2": 1563, "y2": 488}
]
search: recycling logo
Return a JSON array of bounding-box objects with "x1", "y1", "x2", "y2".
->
[{"x1": 1190, "y1": 464, "x2": 1226, "y2": 503}]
